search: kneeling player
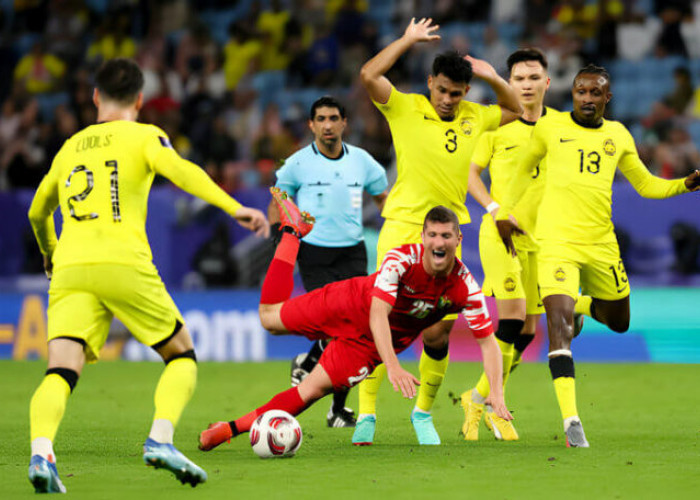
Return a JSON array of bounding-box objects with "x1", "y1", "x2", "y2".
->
[{"x1": 199, "y1": 192, "x2": 511, "y2": 450}]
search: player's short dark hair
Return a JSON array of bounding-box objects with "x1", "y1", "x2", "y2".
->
[
  {"x1": 95, "y1": 58, "x2": 144, "y2": 105},
  {"x1": 310, "y1": 96, "x2": 346, "y2": 120},
  {"x1": 423, "y1": 206, "x2": 460, "y2": 234},
  {"x1": 574, "y1": 64, "x2": 611, "y2": 85},
  {"x1": 432, "y1": 51, "x2": 472, "y2": 84},
  {"x1": 507, "y1": 48, "x2": 548, "y2": 73}
]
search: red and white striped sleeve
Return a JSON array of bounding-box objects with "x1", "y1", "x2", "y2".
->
[
  {"x1": 458, "y1": 266, "x2": 493, "y2": 338},
  {"x1": 371, "y1": 245, "x2": 419, "y2": 306}
]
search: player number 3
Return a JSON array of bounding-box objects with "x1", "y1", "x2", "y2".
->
[{"x1": 65, "y1": 160, "x2": 121, "y2": 222}]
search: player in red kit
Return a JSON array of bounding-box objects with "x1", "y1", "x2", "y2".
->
[{"x1": 198, "y1": 189, "x2": 511, "y2": 450}]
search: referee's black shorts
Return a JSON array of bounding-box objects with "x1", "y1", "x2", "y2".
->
[{"x1": 298, "y1": 241, "x2": 368, "y2": 292}]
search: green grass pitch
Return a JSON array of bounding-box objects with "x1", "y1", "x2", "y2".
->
[{"x1": 1, "y1": 360, "x2": 699, "y2": 499}]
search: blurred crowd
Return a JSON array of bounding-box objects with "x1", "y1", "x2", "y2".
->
[{"x1": 1, "y1": 0, "x2": 700, "y2": 193}]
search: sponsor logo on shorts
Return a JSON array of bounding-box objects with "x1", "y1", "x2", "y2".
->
[
  {"x1": 554, "y1": 267, "x2": 567, "y2": 282},
  {"x1": 603, "y1": 138, "x2": 616, "y2": 156},
  {"x1": 504, "y1": 277, "x2": 516, "y2": 292}
]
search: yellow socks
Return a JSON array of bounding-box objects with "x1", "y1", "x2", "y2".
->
[
  {"x1": 549, "y1": 351, "x2": 578, "y2": 421},
  {"x1": 151, "y1": 358, "x2": 197, "y2": 443},
  {"x1": 415, "y1": 348, "x2": 449, "y2": 413},
  {"x1": 553, "y1": 376, "x2": 578, "y2": 420},
  {"x1": 358, "y1": 363, "x2": 386, "y2": 415},
  {"x1": 30, "y1": 373, "x2": 71, "y2": 442}
]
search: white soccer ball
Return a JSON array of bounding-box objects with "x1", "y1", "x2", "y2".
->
[{"x1": 250, "y1": 410, "x2": 303, "y2": 458}]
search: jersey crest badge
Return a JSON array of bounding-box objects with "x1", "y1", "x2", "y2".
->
[
  {"x1": 460, "y1": 119, "x2": 472, "y2": 136},
  {"x1": 504, "y1": 276, "x2": 517, "y2": 292},
  {"x1": 554, "y1": 267, "x2": 567, "y2": 282},
  {"x1": 603, "y1": 138, "x2": 616, "y2": 156},
  {"x1": 437, "y1": 295, "x2": 452, "y2": 309}
]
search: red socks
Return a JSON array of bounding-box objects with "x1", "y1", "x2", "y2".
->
[
  {"x1": 260, "y1": 232, "x2": 300, "y2": 305},
  {"x1": 232, "y1": 387, "x2": 308, "y2": 435}
]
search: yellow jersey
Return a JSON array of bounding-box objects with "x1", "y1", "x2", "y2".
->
[
  {"x1": 374, "y1": 86, "x2": 501, "y2": 224},
  {"x1": 503, "y1": 112, "x2": 688, "y2": 244},
  {"x1": 471, "y1": 107, "x2": 559, "y2": 250},
  {"x1": 29, "y1": 120, "x2": 242, "y2": 271}
]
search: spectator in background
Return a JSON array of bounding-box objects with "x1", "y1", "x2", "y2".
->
[
  {"x1": 0, "y1": 97, "x2": 45, "y2": 188},
  {"x1": 642, "y1": 66, "x2": 694, "y2": 137},
  {"x1": 655, "y1": 125, "x2": 700, "y2": 178},
  {"x1": 223, "y1": 22, "x2": 262, "y2": 90},
  {"x1": 306, "y1": 26, "x2": 340, "y2": 87},
  {"x1": 86, "y1": 14, "x2": 137, "y2": 66},
  {"x1": 13, "y1": 40, "x2": 66, "y2": 95},
  {"x1": 654, "y1": 5, "x2": 689, "y2": 57}
]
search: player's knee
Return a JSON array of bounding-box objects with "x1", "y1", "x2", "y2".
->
[
  {"x1": 45, "y1": 367, "x2": 80, "y2": 393},
  {"x1": 164, "y1": 349, "x2": 197, "y2": 365}
]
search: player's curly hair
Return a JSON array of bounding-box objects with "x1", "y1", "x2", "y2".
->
[
  {"x1": 432, "y1": 51, "x2": 472, "y2": 84},
  {"x1": 424, "y1": 206, "x2": 460, "y2": 234},
  {"x1": 507, "y1": 48, "x2": 548, "y2": 72},
  {"x1": 96, "y1": 58, "x2": 144, "y2": 105},
  {"x1": 574, "y1": 64, "x2": 611, "y2": 84}
]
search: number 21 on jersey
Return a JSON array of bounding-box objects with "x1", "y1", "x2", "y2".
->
[{"x1": 65, "y1": 160, "x2": 121, "y2": 222}]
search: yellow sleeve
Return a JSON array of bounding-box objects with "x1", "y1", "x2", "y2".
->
[
  {"x1": 618, "y1": 140, "x2": 689, "y2": 198},
  {"x1": 471, "y1": 132, "x2": 494, "y2": 169},
  {"x1": 27, "y1": 165, "x2": 60, "y2": 257},
  {"x1": 373, "y1": 85, "x2": 410, "y2": 119},
  {"x1": 498, "y1": 121, "x2": 548, "y2": 217},
  {"x1": 483, "y1": 104, "x2": 502, "y2": 132},
  {"x1": 146, "y1": 131, "x2": 243, "y2": 216}
]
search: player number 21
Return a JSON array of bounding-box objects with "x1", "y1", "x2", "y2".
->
[{"x1": 65, "y1": 160, "x2": 121, "y2": 222}]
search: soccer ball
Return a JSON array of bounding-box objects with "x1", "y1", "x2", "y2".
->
[{"x1": 250, "y1": 410, "x2": 303, "y2": 458}]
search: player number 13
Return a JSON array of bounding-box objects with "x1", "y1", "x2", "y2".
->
[{"x1": 578, "y1": 149, "x2": 601, "y2": 174}]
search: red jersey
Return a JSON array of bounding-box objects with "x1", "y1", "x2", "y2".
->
[
  {"x1": 369, "y1": 243, "x2": 493, "y2": 351},
  {"x1": 280, "y1": 243, "x2": 493, "y2": 355}
]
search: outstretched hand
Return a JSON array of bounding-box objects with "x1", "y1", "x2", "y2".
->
[
  {"x1": 234, "y1": 206, "x2": 270, "y2": 238},
  {"x1": 485, "y1": 396, "x2": 513, "y2": 421},
  {"x1": 495, "y1": 216, "x2": 525, "y2": 257},
  {"x1": 403, "y1": 17, "x2": 441, "y2": 44},
  {"x1": 685, "y1": 169, "x2": 700, "y2": 191},
  {"x1": 387, "y1": 365, "x2": 420, "y2": 399}
]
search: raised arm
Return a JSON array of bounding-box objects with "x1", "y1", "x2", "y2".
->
[
  {"x1": 465, "y1": 55, "x2": 523, "y2": 126},
  {"x1": 153, "y1": 150, "x2": 269, "y2": 237},
  {"x1": 360, "y1": 18, "x2": 440, "y2": 104},
  {"x1": 369, "y1": 297, "x2": 419, "y2": 398}
]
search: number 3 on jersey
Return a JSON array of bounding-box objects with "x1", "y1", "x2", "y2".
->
[
  {"x1": 445, "y1": 129, "x2": 458, "y2": 153},
  {"x1": 65, "y1": 160, "x2": 121, "y2": 222}
]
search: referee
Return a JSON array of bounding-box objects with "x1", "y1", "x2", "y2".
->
[{"x1": 269, "y1": 96, "x2": 388, "y2": 427}]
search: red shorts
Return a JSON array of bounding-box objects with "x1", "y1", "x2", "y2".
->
[
  {"x1": 280, "y1": 279, "x2": 379, "y2": 390},
  {"x1": 319, "y1": 338, "x2": 380, "y2": 390}
]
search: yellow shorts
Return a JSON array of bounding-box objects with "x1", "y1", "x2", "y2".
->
[
  {"x1": 377, "y1": 218, "x2": 463, "y2": 321},
  {"x1": 537, "y1": 240, "x2": 630, "y2": 301},
  {"x1": 48, "y1": 263, "x2": 184, "y2": 362},
  {"x1": 480, "y1": 234, "x2": 543, "y2": 315}
]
